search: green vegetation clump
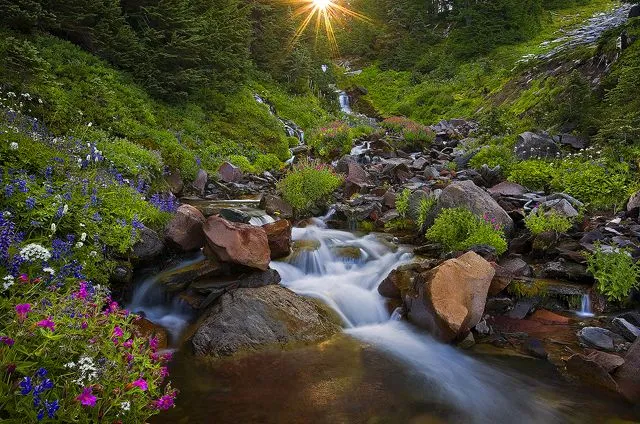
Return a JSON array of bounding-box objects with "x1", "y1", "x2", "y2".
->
[
  {"x1": 395, "y1": 188, "x2": 411, "y2": 218},
  {"x1": 508, "y1": 280, "x2": 549, "y2": 299},
  {"x1": 469, "y1": 143, "x2": 516, "y2": 174},
  {"x1": 426, "y1": 208, "x2": 508, "y2": 255},
  {"x1": 508, "y1": 160, "x2": 557, "y2": 191},
  {"x1": 524, "y1": 209, "x2": 573, "y2": 236},
  {"x1": 227, "y1": 155, "x2": 255, "y2": 173},
  {"x1": 587, "y1": 246, "x2": 640, "y2": 302},
  {"x1": 308, "y1": 121, "x2": 353, "y2": 159},
  {"x1": 382, "y1": 116, "x2": 434, "y2": 151},
  {"x1": 416, "y1": 196, "x2": 437, "y2": 230},
  {"x1": 253, "y1": 154, "x2": 283, "y2": 173},
  {"x1": 276, "y1": 160, "x2": 342, "y2": 215}
]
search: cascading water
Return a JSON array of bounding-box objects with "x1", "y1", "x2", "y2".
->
[
  {"x1": 271, "y1": 225, "x2": 561, "y2": 424},
  {"x1": 338, "y1": 91, "x2": 352, "y2": 114},
  {"x1": 577, "y1": 293, "x2": 595, "y2": 317}
]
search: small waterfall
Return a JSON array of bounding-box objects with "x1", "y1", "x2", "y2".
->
[
  {"x1": 254, "y1": 93, "x2": 304, "y2": 144},
  {"x1": 272, "y1": 225, "x2": 562, "y2": 423},
  {"x1": 338, "y1": 91, "x2": 352, "y2": 114},
  {"x1": 577, "y1": 293, "x2": 594, "y2": 317}
]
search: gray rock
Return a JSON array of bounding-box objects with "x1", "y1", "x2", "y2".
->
[
  {"x1": 614, "y1": 339, "x2": 640, "y2": 402},
  {"x1": 567, "y1": 354, "x2": 620, "y2": 392},
  {"x1": 475, "y1": 319, "x2": 491, "y2": 335},
  {"x1": 435, "y1": 180, "x2": 514, "y2": 234},
  {"x1": 618, "y1": 311, "x2": 640, "y2": 328},
  {"x1": 524, "y1": 338, "x2": 548, "y2": 359},
  {"x1": 539, "y1": 261, "x2": 590, "y2": 282},
  {"x1": 612, "y1": 317, "x2": 640, "y2": 342},
  {"x1": 540, "y1": 198, "x2": 578, "y2": 218},
  {"x1": 193, "y1": 169, "x2": 208, "y2": 195},
  {"x1": 485, "y1": 297, "x2": 514, "y2": 315},
  {"x1": 488, "y1": 182, "x2": 528, "y2": 197},
  {"x1": 192, "y1": 285, "x2": 340, "y2": 356},
  {"x1": 559, "y1": 134, "x2": 588, "y2": 149},
  {"x1": 424, "y1": 166, "x2": 440, "y2": 179},
  {"x1": 630, "y1": 4, "x2": 640, "y2": 18},
  {"x1": 259, "y1": 195, "x2": 294, "y2": 219},
  {"x1": 628, "y1": 191, "x2": 640, "y2": 212},
  {"x1": 508, "y1": 298, "x2": 537, "y2": 319},
  {"x1": 578, "y1": 327, "x2": 626, "y2": 352},
  {"x1": 219, "y1": 208, "x2": 252, "y2": 224},
  {"x1": 218, "y1": 162, "x2": 243, "y2": 183},
  {"x1": 132, "y1": 226, "x2": 165, "y2": 262},
  {"x1": 514, "y1": 132, "x2": 560, "y2": 160}
]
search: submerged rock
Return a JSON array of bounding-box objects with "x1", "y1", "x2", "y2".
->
[
  {"x1": 203, "y1": 216, "x2": 270, "y2": 270},
  {"x1": 566, "y1": 354, "x2": 619, "y2": 392},
  {"x1": 191, "y1": 285, "x2": 340, "y2": 356}
]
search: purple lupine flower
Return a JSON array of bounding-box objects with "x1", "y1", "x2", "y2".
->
[
  {"x1": 19, "y1": 376, "x2": 33, "y2": 395},
  {"x1": 25, "y1": 197, "x2": 36, "y2": 209}
]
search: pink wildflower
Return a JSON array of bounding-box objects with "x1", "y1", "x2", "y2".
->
[
  {"x1": 131, "y1": 378, "x2": 148, "y2": 391},
  {"x1": 15, "y1": 303, "x2": 31, "y2": 320},
  {"x1": 113, "y1": 326, "x2": 124, "y2": 338},
  {"x1": 36, "y1": 317, "x2": 55, "y2": 332},
  {"x1": 73, "y1": 281, "x2": 88, "y2": 300},
  {"x1": 151, "y1": 392, "x2": 176, "y2": 410},
  {"x1": 18, "y1": 274, "x2": 29, "y2": 283},
  {"x1": 76, "y1": 387, "x2": 97, "y2": 407},
  {"x1": 123, "y1": 339, "x2": 133, "y2": 348}
]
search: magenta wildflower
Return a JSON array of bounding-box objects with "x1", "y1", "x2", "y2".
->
[
  {"x1": 113, "y1": 326, "x2": 124, "y2": 338},
  {"x1": 131, "y1": 378, "x2": 148, "y2": 391},
  {"x1": 18, "y1": 274, "x2": 29, "y2": 283},
  {"x1": 76, "y1": 387, "x2": 97, "y2": 407},
  {"x1": 159, "y1": 366, "x2": 169, "y2": 379},
  {"x1": 81, "y1": 321, "x2": 88, "y2": 329},
  {"x1": 73, "y1": 281, "x2": 88, "y2": 300},
  {"x1": 104, "y1": 301, "x2": 119, "y2": 315},
  {"x1": 149, "y1": 336, "x2": 158, "y2": 351},
  {"x1": 151, "y1": 392, "x2": 176, "y2": 410},
  {"x1": 0, "y1": 336, "x2": 14, "y2": 346},
  {"x1": 36, "y1": 317, "x2": 55, "y2": 332},
  {"x1": 123, "y1": 339, "x2": 133, "y2": 348},
  {"x1": 15, "y1": 303, "x2": 31, "y2": 320}
]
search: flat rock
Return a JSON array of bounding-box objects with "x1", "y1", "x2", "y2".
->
[
  {"x1": 612, "y1": 317, "x2": 640, "y2": 342},
  {"x1": 191, "y1": 285, "x2": 340, "y2": 356},
  {"x1": 578, "y1": 327, "x2": 626, "y2": 352},
  {"x1": 203, "y1": 216, "x2": 270, "y2": 271},
  {"x1": 488, "y1": 181, "x2": 528, "y2": 197}
]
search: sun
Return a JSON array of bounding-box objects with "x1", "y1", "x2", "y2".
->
[
  {"x1": 313, "y1": 0, "x2": 331, "y2": 10},
  {"x1": 286, "y1": 0, "x2": 371, "y2": 55}
]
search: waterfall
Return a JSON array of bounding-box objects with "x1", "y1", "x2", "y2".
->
[
  {"x1": 577, "y1": 293, "x2": 594, "y2": 317},
  {"x1": 338, "y1": 91, "x2": 352, "y2": 114},
  {"x1": 272, "y1": 225, "x2": 561, "y2": 424}
]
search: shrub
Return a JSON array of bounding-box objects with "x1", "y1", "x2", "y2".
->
[
  {"x1": 469, "y1": 144, "x2": 516, "y2": 174},
  {"x1": 276, "y1": 160, "x2": 342, "y2": 215},
  {"x1": 524, "y1": 209, "x2": 573, "y2": 236},
  {"x1": 99, "y1": 139, "x2": 163, "y2": 182},
  {"x1": 382, "y1": 116, "x2": 434, "y2": 151},
  {"x1": 253, "y1": 154, "x2": 282, "y2": 173},
  {"x1": 416, "y1": 196, "x2": 437, "y2": 230},
  {"x1": 227, "y1": 155, "x2": 255, "y2": 173},
  {"x1": 308, "y1": 121, "x2": 352, "y2": 159},
  {"x1": 508, "y1": 280, "x2": 548, "y2": 299},
  {"x1": 551, "y1": 159, "x2": 634, "y2": 211},
  {"x1": 508, "y1": 160, "x2": 557, "y2": 191},
  {"x1": 395, "y1": 188, "x2": 411, "y2": 218},
  {"x1": 426, "y1": 208, "x2": 508, "y2": 255},
  {"x1": 586, "y1": 246, "x2": 640, "y2": 302}
]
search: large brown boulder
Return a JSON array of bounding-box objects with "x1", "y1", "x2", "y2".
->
[
  {"x1": 191, "y1": 285, "x2": 340, "y2": 356},
  {"x1": 614, "y1": 339, "x2": 640, "y2": 403},
  {"x1": 406, "y1": 252, "x2": 495, "y2": 342},
  {"x1": 165, "y1": 204, "x2": 206, "y2": 251},
  {"x1": 218, "y1": 161, "x2": 243, "y2": 183},
  {"x1": 343, "y1": 162, "x2": 371, "y2": 198},
  {"x1": 262, "y1": 220, "x2": 292, "y2": 260},
  {"x1": 203, "y1": 216, "x2": 270, "y2": 270},
  {"x1": 434, "y1": 180, "x2": 514, "y2": 234}
]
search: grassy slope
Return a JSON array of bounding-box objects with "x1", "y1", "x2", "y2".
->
[
  {"x1": 0, "y1": 30, "x2": 332, "y2": 181},
  {"x1": 346, "y1": 0, "x2": 617, "y2": 126}
]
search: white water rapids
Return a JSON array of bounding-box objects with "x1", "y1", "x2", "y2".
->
[{"x1": 271, "y1": 222, "x2": 561, "y2": 424}]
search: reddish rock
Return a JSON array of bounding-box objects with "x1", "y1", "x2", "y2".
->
[
  {"x1": 166, "y1": 169, "x2": 184, "y2": 195},
  {"x1": 193, "y1": 169, "x2": 208, "y2": 195},
  {"x1": 165, "y1": 204, "x2": 206, "y2": 251},
  {"x1": 218, "y1": 162, "x2": 243, "y2": 183},
  {"x1": 584, "y1": 349, "x2": 625, "y2": 373},
  {"x1": 530, "y1": 309, "x2": 570, "y2": 325},
  {"x1": 488, "y1": 181, "x2": 527, "y2": 197},
  {"x1": 203, "y1": 216, "x2": 270, "y2": 271},
  {"x1": 262, "y1": 220, "x2": 292, "y2": 260},
  {"x1": 566, "y1": 354, "x2": 619, "y2": 392},
  {"x1": 132, "y1": 318, "x2": 168, "y2": 350},
  {"x1": 488, "y1": 263, "x2": 513, "y2": 296},
  {"x1": 408, "y1": 252, "x2": 495, "y2": 342},
  {"x1": 614, "y1": 339, "x2": 640, "y2": 403},
  {"x1": 344, "y1": 162, "x2": 371, "y2": 198}
]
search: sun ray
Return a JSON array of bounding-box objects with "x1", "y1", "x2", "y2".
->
[{"x1": 283, "y1": 0, "x2": 372, "y2": 56}]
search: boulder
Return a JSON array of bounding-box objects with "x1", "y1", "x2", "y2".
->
[
  {"x1": 165, "y1": 204, "x2": 206, "y2": 251},
  {"x1": 559, "y1": 134, "x2": 588, "y2": 150},
  {"x1": 132, "y1": 226, "x2": 165, "y2": 262},
  {"x1": 488, "y1": 181, "x2": 527, "y2": 197},
  {"x1": 612, "y1": 317, "x2": 640, "y2": 342},
  {"x1": 406, "y1": 252, "x2": 495, "y2": 342},
  {"x1": 614, "y1": 339, "x2": 640, "y2": 402},
  {"x1": 628, "y1": 191, "x2": 640, "y2": 212},
  {"x1": 584, "y1": 349, "x2": 625, "y2": 373},
  {"x1": 435, "y1": 180, "x2": 514, "y2": 234},
  {"x1": 157, "y1": 257, "x2": 222, "y2": 292},
  {"x1": 578, "y1": 327, "x2": 626, "y2": 352},
  {"x1": 132, "y1": 318, "x2": 168, "y2": 350},
  {"x1": 344, "y1": 162, "x2": 371, "y2": 198},
  {"x1": 193, "y1": 169, "x2": 208, "y2": 195},
  {"x1": 218, "y1": 162, "x2": 243, "y2": 183},
  {"x1": 262, "y1": 220, "x2": 292, "y2": 260},
  {"x1": 566, "y1": 354, "x2": 619, "y2": 392},
  {"x1": 191, "y1": 285, "x2": 340, "y2": 356},
  {"x1": 378, "y1": 260, "x2": 440, "y2": 299},
  {"x1": 203, "y1": 216, "x2": 270, "y2": 271},
  {"x1": 540, "y1": 198, "x2": 578, "y2": 218},
  {"x1": 259, "y1": 195, "x2": 294, "y2": 219},
  {"x1": 629, "y1": 4, "x2": 640, "y2": 18},
  {"x1": 166, "y1": 169, "x2": 184, "y2": 195},
  {"x1": 514, "y1": 132, "x2": 560, "y2": 160}
]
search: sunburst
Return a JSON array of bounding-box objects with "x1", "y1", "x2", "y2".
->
[{"x1": 285, "y1": 0, "x2": 371, "y2": 54}]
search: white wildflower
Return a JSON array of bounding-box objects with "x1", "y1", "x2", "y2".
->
[
  {"x1": 121, "y1": 401, "x2": 131, "y2": 411},
  {"x1": 79, "y1": 223, "x2": 86, "y2": 227},
  {"x1": 9, "y1": 142, "x2": 18, "y2": 150},
  {"x1": 43, "y1": 267, "x2": 55, "y2": 275},
  {"x1": 89, "y1": 250, "x2": 98, "y2": 257},
  {"x1": 19, "y1": 244, "x2": 52, "y2": 262},
  {"x1": 63, "y1": 204, "x2": 69, "y2": 214},
  {"x1": 86, "y1": 155, "x2": 91, "y2": 162},
  {"x1": 87, "y1": 122, "x2": 92, "y2": 127},
  {"x1": 75, "y1": 242, "x2": 84, "y2": 249},
  {"x1": 2, "y1": 275, "x2": 14, "y2": 291},
  {"x1": 50, "y1": 223, "x2": 56, "y2": 233},
  {"x1": 80, "y1": 232, "x2": 87, "y2": 241}
]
